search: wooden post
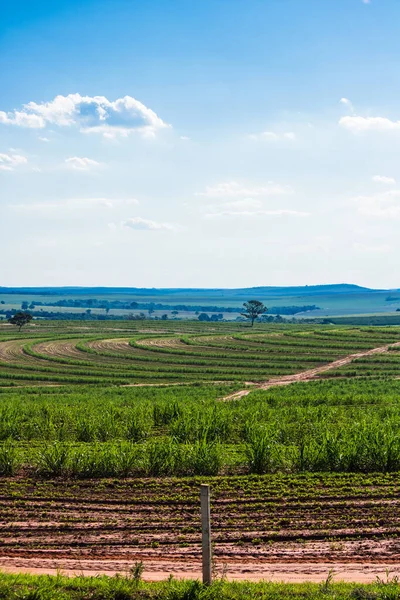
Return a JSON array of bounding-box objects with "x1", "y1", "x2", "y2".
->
[{"x1": 200, "y1": 484, "x2": 212, "y2": 585}]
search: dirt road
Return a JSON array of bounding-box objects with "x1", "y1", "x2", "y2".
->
[
  {"x1": 223, "y1": 341, "x2": 400, "y2": 401},
  {"x1": 1, "y1": 558, "x2": 399, "y2": 584}
]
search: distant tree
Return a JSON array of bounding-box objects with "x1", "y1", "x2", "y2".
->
[
  {"x1": 148, "y1": 308, "x2": 155, "y2": 317},
  {"x1": 29, "y1": 302, "x2": 36, "y2": 310},
  {"x1": 241, "y1": 300, "x2": 267, "y2": 326},
  {"x1": 0, "y1": 301, "x2": 4, "y2": 305},
  {"x1": 127, "y1": 312, "x2": 146, "y2": 321},
  {"x1": 21, "y1": 301, "x2": 29, "y2": 310},
  {"x1": 171, "y1": 310, "x2": 179, "y2": 316},
  {"x1": 198, "y1": 313, "x2": 210, "y2": 322},
  {"x1": 8, "y1": 311, "x2": 33, "y2": 332},
  {"x1": 161, "y1": 314, "x2": 168, "y2": 320}
]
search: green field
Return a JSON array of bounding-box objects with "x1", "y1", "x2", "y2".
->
[
  {"x1": 1, "y1": 320, "x2": 400, "y2": 476},
  {"x1": 2, "y1": 319, "x2": 400, "y2": 583}
]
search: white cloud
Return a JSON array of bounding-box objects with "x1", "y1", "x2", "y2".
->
[
  {"x1": 249, "y1": 131, "x2": 296, "y2": 141},
  {"x1": 206, "y1": 209, "x2": 309, "y2": 218},
  {"x1": 354, "y1": 190, "x2": 400, "y2": 218},
  {"x1": 65, "y1": 157, "x2": 101, "y2": 170},
  {"x1": 339, "y1": 98, "x2": 355, "y2": 114},
  {"x1": 362, "y1": 0, "x2": 371, "y2": 4},
  {"x1": 197, "y1": 180, "x2": 293, "y2": 198},
  {"x1": 122, "y1": 217, "x2": 174, "y2": 231},
  {"x1": 203, "y1": 193, "x2": 306, "y2": 218},
  {"x1": 0, "y1": 111, "x2": 44, "y2": 128},
  {"x1": 0, "y1": 153, "x2": 28, "y2": 171},
  {"x1": 0, "y1": 93, "x2": 170, "y2": 138},
  {"x1": 372, "y1": 175, "x2": 396, "y2": 185},
  {"x1": 38, "y1": 137, "x2": 50, "y2": 142},
  {"x1": 339, "y1": 115, "x2": 400, "y2": 133}
]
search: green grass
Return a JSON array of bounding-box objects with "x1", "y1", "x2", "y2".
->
[{"x1": 1, "y1": 571, "x2": 400, "y2": 599}]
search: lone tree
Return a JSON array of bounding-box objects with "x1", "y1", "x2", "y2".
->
[
  {"x1": 241, "y1": 300, "x2": 267, "y2": 326},
  {"x1": 8, "y1": 312, "x2": 33, "y2": 332}
]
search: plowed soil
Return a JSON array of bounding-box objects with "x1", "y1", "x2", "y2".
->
[{"x1": 1, "y1": 474, "x2": 400, "y2": 582}]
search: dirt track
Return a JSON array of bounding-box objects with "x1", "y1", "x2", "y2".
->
[
  {"x1": 223, "y1": 341, "x2": 400, "y2": 401},
  {"x1": 2, "y1": 558, "x2": 400, "y2": 583}
]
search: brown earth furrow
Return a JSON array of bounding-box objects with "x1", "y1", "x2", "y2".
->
[{"x1": 1, "y1": 476, "x2": 400, "y2": 582}]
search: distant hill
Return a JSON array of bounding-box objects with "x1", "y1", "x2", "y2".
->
[
  {"x1": 0, "y1": 283, "x2": 381, "y2": 298},
  {"x1": 226, "y1": 284, "x2": 376, "y2": 297},
  {"x1": 1, "y1": 284, "x2": 399, "y2": 318}
]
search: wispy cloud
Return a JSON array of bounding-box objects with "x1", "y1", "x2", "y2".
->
[
  {"x1": 197, "y1": 180, "x2": 293, "y2": 198},
  {"x1": 0, "y1": 153, "x2": 28, "y2": 171},
  {"x1": 12, "y1": 197, "x2": 138, "y2": 213},
  {"x1": 65, "y1": 157, "x2": 101, "y2": 170},
  {"x1": 0, "y1": 93, "x2": 170, "y2": 138},
  {"x1": 122, "y1": 217, "x2": 175, "y2": 231},
  {"x1": 355, "y1": 190, "x2": 400, "y2": 218},
  {"x1": 340, "y1": 115, "x2": 400, "y2": 133},
  {"x1": 372, "y1": 175, "x2": 396, "y2": 185},
  {"x1": 339, "y1": 97, "x2": 355, "y2": 114},
  {"x1": 354, "y1": 243, "x2": 390, "y2": 254}
]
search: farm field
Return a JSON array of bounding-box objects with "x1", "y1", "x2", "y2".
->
[
  {"x1": 2, "y1": 320, "x2": 400, "y2": 387},
  {"x1": 2, "y1": 320, "x2": 400, "y2": 582},
  {"x1": 2, "y1": 473, "x2": 400, "y2": 583}
]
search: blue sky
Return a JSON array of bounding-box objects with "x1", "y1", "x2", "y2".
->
[{"x1": 1, "y1": 0, "x2": 400, "y2": 288}]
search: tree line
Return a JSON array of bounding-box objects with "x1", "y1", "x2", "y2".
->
[
  {"x1": 3, "y1": 300, "x2": 303, "y2": 330},
  {"x1": 13, "y1": 299, "x2": 318, "y2": 315}
]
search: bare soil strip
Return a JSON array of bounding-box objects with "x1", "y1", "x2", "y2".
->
[
  {"x1": 223, "y1": 341, "x2": 400, "y2": 401},
  {"x1": 1, "y1": 558, "x2": 400, "y2": 583}
]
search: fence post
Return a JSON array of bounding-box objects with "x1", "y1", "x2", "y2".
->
[{"x1": 200, "y1": 484, "x2": 212, "y2": 585}]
